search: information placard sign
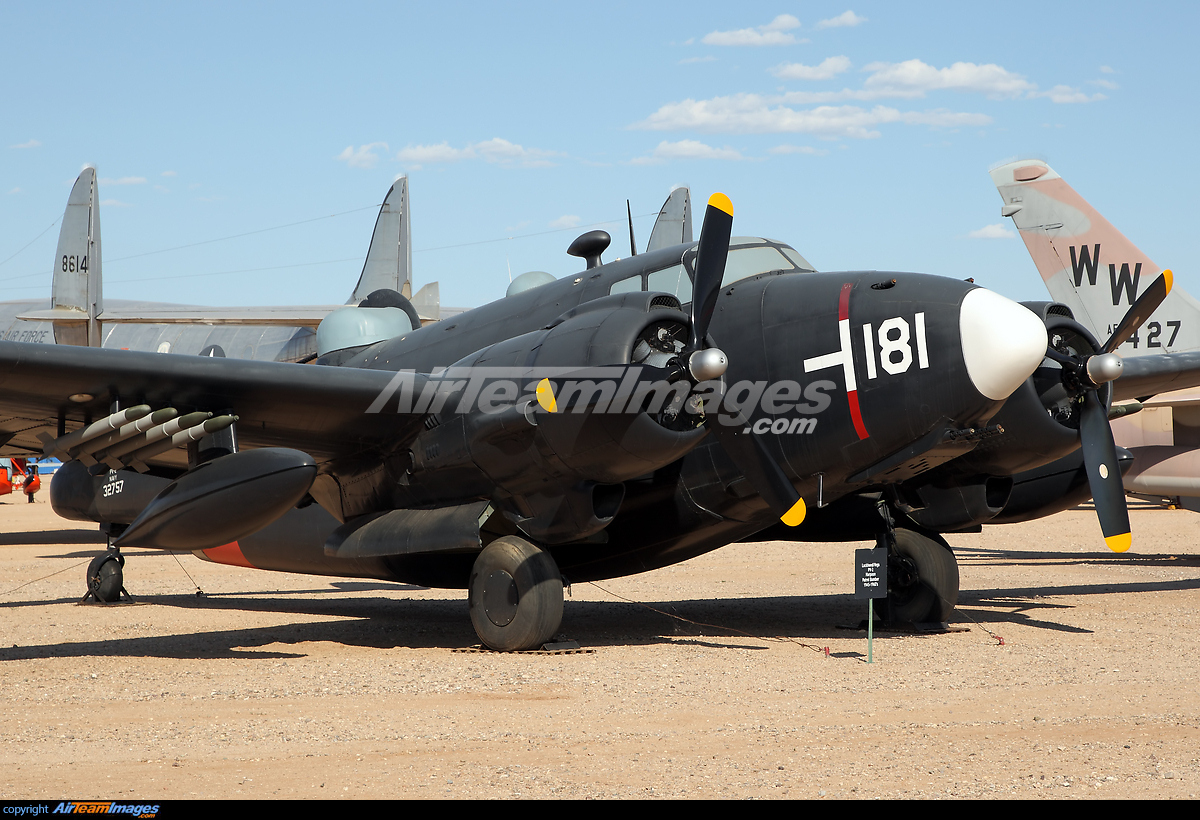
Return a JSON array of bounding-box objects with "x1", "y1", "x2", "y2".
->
[{"x1": 855, "y1": 547, "x2": 887, "y2": 599}]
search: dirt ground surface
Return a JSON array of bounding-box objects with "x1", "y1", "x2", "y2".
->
[{"x1": 1, "y1": 498, "x2": 1198, "y2": 800}]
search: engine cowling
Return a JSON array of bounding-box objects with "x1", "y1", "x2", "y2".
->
[{"x1": 396, "y1": 292, "x2": 707, "y2": 542}]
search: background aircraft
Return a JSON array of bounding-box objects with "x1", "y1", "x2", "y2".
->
[
  {"x1": 991, "y1": 159, "x2": 1200, "y2": 508},
  {"x1": 2, "y1": 190, "x2": 1192, "y2": 652},
  {"x1": 0, "y1": 168, "x2": 441, "y2": 362}
]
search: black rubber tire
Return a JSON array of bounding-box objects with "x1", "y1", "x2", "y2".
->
[
  {"x1": 86, "y1": 553, "x2": 124, "y2": 603},
  {"x1": 885, "y1": 529, "x2": 959, "y2": 623},
  {"x1": 468, "y1": 536, "x2": 563, "y2": 651}
]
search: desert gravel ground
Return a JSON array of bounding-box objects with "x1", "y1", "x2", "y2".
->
[{"x1": 1, "y1": 498, "x2": 1198, "y2": 800}]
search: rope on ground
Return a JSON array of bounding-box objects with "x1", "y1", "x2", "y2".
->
[
  {"x1": 585, "y1": 581, "x2": 831, "y2": 655},
  {"x1": 0, "y1": 558, "x2": 90, "y2": 598}
]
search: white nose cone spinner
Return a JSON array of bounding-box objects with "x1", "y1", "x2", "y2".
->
[{"x1": 959, "y1": 288, "x2": 1047, "y2": 401}]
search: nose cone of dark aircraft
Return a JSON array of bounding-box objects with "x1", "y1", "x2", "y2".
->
[{"x1": 959, "y1": 288, "x2": 1046, "y2": 401}]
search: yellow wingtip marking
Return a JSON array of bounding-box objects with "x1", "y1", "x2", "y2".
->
[
  {"x1": 708, "y1": 192, "x2": 733, "y2": 217},
  {"x1": 781, "y1": 497, "x2": 806, "y2": 527},
  {"x1": 1162, "y1": 269, "x2": 1173, "y2": 294},
  {"x1": 1105, "y1": 532, "x2": 1132, "y2": 553},
  {"x1": 536, "y1": 378, "x2": 557, "y2": 413}
]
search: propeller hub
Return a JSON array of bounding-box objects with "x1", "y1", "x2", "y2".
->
[
  {"x1": 688, "y1": 348, "x2": 728, "y2": 381},
  {"x1": 1086, "y1": 352, "x2": 1124, "y2": 386}
]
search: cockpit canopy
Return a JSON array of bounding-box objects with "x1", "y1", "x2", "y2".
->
[{"x1": 606, "y1": 237, "x2": 815, "y2": 303}]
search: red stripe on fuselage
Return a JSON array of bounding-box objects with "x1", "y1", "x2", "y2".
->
[
  {"x1": 839, "y1": 282, "x2": 868, "y2": 439},
  {"x1": 847, "y1": 389, "x2": 869, "y2": 440}
]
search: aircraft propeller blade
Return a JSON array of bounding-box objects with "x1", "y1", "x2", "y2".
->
[
  {"x1": 1042, "y1": 272, "x2": 1173, "y2": 551},
  {"x1": 689, "y1": 193, "x2": 734, "y2": 350},
  {"x1": 679, "y1": 194, "x2": 806, "y2": 526},
  {"x1": 708, "y1": 410, "x2": 807, "y2": 526},
  {"x1": 1079, "y1": 387, "x2": 1131, "y2": 552},
  {"x1": 1101, "y1": 270, "x2": 1173, "y2": 354}
]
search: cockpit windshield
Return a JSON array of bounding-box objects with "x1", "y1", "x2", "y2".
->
[{"x1": 608, "y1": 237, "x2": 815, "y2": 302}]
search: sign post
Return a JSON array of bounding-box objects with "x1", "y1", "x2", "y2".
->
[{"x1": 854, "y1": 547, "x2": 888, "y2": 663}]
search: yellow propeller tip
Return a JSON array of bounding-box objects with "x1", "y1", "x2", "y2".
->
[
  {"x1": 535, "y1": 378, "x2": 558, "y2": 413},
  {"x1": 1162, "y1": 269, "x2": 1174, "y2": 294},
  {"x1": 708, "y1": 192, "x2": 733, "y2": 217},
  {"x1": 1105, "y1": 532, "x2": 1132, "y2": 553},
  {"x1": 781, "y1": 497, "x2": 806, "y2": 527}
]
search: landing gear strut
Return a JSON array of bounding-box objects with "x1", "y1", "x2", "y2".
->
[
  {"x1": 82, "y1": 548, "x2": 131, "y2": 604},
  {"x1": 468, "y1": 536, "x2": 563, "y2": 651}
]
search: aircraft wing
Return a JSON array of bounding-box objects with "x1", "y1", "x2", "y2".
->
[
  {"x1": 0, "y1": 340, "x2": 425, "y2": 466},
  {"x1": 17, "y1": 306, "x2": 343, "y2": 327},
  {"x1": 1112, "y1": 351, "x2": 1200, "y2": 401}
]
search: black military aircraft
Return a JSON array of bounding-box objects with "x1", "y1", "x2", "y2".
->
[{"x1": 0, "y1": 194, "x2": 1186, "y2": 650}]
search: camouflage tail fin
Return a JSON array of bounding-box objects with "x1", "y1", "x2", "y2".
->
[
  {"x1": 50, "y1": 166, "x2": 102, "y2": 346},
  {"x1": 992, "y1": 159, "x2": 1200, "y2": 354},
  {"x1": 349, "y1": 176, "x2": 410, "y2": 304},
  {"x1": 993, "y1": 159, "x2": 1200, "y2": 352}
]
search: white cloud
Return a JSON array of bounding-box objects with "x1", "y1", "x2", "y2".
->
[
  {"x1": 1099, "y1": 65, "x2": 1115, "y2": 74},
  {"x1": 161, "y1": 170, "x2": 177, "y2": 177},
  {"x1": 817, "y1": 10, "x2": 867, "y2": 29},
  {"x1": 396, "y1": 138, "x2": 560, "y2": 169},
  {"x1": 631, "y1": 139, "x2": 746, "y2": 165},
  {"x1": 771, "y1": 55, "x2": 852, "y2": 81},
  {"x1": 679, "y1": 55, "x2": 717, "y2": 64},
  {"x1": 634, "y1": 96, "x2": 989, "y2": 138},
  {"x1": 1030, "y1": 84, "x2": 1106, "y2": 103},
  {"x1": 9, "y1": 139, "x2": 40, "y2": 149},
  {"x1": 550, "y1": 215, "x2": 581, "y2": 229},
  {"x1": 336, "y1": 142, "x2": 389, "y2": 169},
  {"x1": 702, "y1": 14, "x2": 801, "y2": 47},
  {"x1": 861, "y1": 59, "x2": 1036, "y2": 99},
  {"x1": 99, "y1": 176, "x2": 147, "y2": 185},
  {"x1": 1092, "y1": 79, "x2": 1119, "y2": 90},
  {"x1": 968, "y1": 223, "x2": 1015, "y2": 239},
  {"x1": 8, "y1": 187, "x2": 21, "y2": 194}
]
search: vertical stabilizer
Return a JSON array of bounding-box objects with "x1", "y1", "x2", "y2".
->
[
  {"x1": 50, "y1": 167, "x2": 102, "y2": 346},
  {"x1": 410, "y1": 281, "x2": 441, "y2": 324},
  {"x1": 992, "y1": 159, "x2": 1200, "y2": 353},
  {"x1": 646, "y1": 187, "x2": 692, "y2": 252},
  {"x1": 350, "y1": 176, "x2": 410, "y2": 304}
]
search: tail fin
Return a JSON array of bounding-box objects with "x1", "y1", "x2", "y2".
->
[
  {"x1": 992, "y1": 159, "x2": 1200, "y2": 353},
  {"x1": 410, "y1": 281, "x2": 440, "y2": 324},
  {"x1": 646, "y1": 186, "x2": 692, "y2": 252},
  {"x1": 50, "y1": 166, "x2": 102, "y2": 346},
  {"x1": 349, "y1": 175, "x2": 410, "y2": 304}
]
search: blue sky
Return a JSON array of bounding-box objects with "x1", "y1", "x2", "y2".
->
[{"x1": 2, "y1": 2, "x2": 1197, "y2": 311}]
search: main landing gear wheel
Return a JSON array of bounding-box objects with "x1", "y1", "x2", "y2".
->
[
  {"x1": 468, "y1": 536, "x2": 563, "y2": 651},
  {"x1": 885, "y1": 528, "x2": 958, "y2": 623},
  {"x1": 83, "y1": 551, "x2": 129, "y2": 603}
]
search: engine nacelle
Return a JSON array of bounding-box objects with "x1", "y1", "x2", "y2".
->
[{"x1": 397, "y1": 293, "x2": 707, "y2": 542}]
